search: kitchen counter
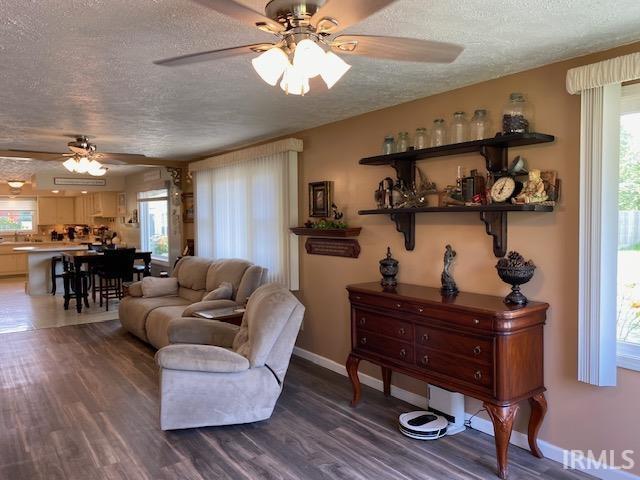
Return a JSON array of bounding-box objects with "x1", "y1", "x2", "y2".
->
[
  {"x1": 16, "y1": 245, "x2": 90, "y2": 295},
  {"x1": 14, "y1": 245, "x2": 88, "y2": 253}
]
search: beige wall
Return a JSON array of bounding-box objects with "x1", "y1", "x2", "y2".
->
[{"x1": 289, "y1": 42, "x2": 640, "y2": 469}]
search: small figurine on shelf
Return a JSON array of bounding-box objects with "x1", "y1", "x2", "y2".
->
[
  {"x1": 304, "y1": 219, "x2": 315, "y2": 228},
  {"x1": 513, "y1": 168, "x2": 548, "y2": 204},
  {"x1": 379, "y1": 247, "x2": 399, "y2": 290},
  {"x1": 440, "y1": 245, "x2": 459, "y2": 296},
  {"x1": 331, "y1": 203, "x2": 344, "y2": 220}
]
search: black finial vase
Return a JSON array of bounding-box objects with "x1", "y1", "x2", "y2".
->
[{"x1": 379, "y1": 247, "x2": 398, "y2": 290}]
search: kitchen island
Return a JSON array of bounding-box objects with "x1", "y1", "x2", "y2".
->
[{"x1": 14, "y1": 245, "x2": 89, "y2": 295}]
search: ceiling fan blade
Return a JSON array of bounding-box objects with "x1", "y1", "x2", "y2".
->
[
  {"x1": 155, "y1": 43, "x2": 275, "y2": 67},
  {"x1": 1, "y1": 150, "x2": 64, "y2": 161},
  {"x1": 331, "y1": 35, "x2": 464, "y2": 63},
  {"x1": 191, "y1": 0, "x2": 284, "y2": 33},
  {"x1": 311, "y1": 0, "x2": 397, "y2": 34}
]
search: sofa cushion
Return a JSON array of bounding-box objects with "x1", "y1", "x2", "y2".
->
[
  {"x1": 156, "y1": 345, "x2": 250, "y2": 373},
  {"x1": 205, "y1": 259, "x2": 252, "y2": 297},
  {"x1": 146, "y1": 305, "x2": 190, "y2": 349},
  {"x1": 202, "y1": 281, "x2": 233, "y2": 301},
  {"x1": 175, "y1": 257, "x2": 212, "y2": 291},
  {"x1": 178, "y1": 287, "x2": 205, "y2": 303},
  {"x1": 119, "y1": 296, "x2": 190, "y2": 342},
  {"x1": 142, "y1": 277, "x2": 179, "y2": 298},
  {"x1": 235, "y1": 265, "x2": 266, "y2": 305},
  {"x1": 128, "y1": 281, "x2": 143, "y2": 297}
]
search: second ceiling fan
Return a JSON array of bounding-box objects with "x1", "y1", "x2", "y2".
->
[{"x1": 155, "y1": 0, "x2": 464, "y2": 95}]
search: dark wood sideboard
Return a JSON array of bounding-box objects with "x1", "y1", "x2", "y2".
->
[{"x1": 345, "y1": 282, "x2": 548, "y2": 479}]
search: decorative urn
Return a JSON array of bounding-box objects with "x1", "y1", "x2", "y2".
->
[
  {"x1": 496, "y1": 251, "x2": 536, "y2": 306},
  {"x1": 379, "y1": 247, "x2": 399, "y2": 289}
]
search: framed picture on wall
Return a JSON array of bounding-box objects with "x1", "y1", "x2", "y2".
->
[
  {"x1": 182, "y1": 193, "x2": 194, "y2": 223},
  {"x1": 309, "y1": 181, "x2": 332, "y2": 217}
]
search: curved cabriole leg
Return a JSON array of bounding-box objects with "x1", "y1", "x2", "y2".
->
[
  {"x1": 346, "y1": 354, "x2": 361, "y2": 407},
  {"x1": 381, "y1": 366, "x2": 392, "y2": 397},
  {"x1": 484, "y1": 402, "x2": 520, "y2": 479},
  {"x1": 528, "y1": 393, "x2": 547, "y2": 458}
]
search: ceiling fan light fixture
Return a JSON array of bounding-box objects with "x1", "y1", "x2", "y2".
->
[
  {"x1": 320, "y1": 51, "x2": 351, "y2": 89},
  {"x1": 63, "y1": 158, "x2": 78, "y2": 172},
  {"x1": 7, "y1": 180, "x2": 25, "y2": 189},
  {"x1": 92, "y1": 167, "x2": 107, "y2": 177},
  {"x1": 76, "y1": 156, "x2": 91, "y2": 174},
  {"x1": 280, "y1": 63, "x2": 310, "y2": 96},
  {"x1": 87, "y1": 159, "x2": 103, "y2": 175},
  {"x1": 293, "y1": 38, "x2": 326, "y2": 79},
  {"x1": 252, "y1": 47, "x2": 290, "y2": 86}
]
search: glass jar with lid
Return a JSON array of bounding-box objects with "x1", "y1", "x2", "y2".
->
[
  {"x1": 382, "y1": 134, "x2": 395, "y2": 155},
  {"x1": 414, "y1": 127, "x2": 427, "y2": 150},
  {"x1": 450, "y1": 111, "x2": 468, "y2": 144},
  {"x1": 470, "y1": 109, "x2": 492, "y2": 140},
  {"x1": 430, "y1": 119, "x2": 446, "y2": 147},
  {"x1": 502, "y1": 93, "x2": 531, "y2": 134},
  {"x1": 397, "y1": 131, "x2": 410, "y2": 152}
]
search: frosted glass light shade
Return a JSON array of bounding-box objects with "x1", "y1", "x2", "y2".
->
[
  {"x1": 293, "y1": 39, "x2": 326, "y2": 79},
  {"x1": 91, "y1": 167, "x2": 107, "y2": 176},
  {"x1": 251, "y1": 47, "x2": 289, "y2": 86},
  {"x1": 280, "y1": 63, "x2": 310, "y2": 95},
  {"x1": 321, "y1": 52, "x2": 351, "y2": 89},
  {"x1": 7, "y1": 180, "x2": 25, "y2": 188},
  {"x1": 87, "y1": 159, "x2": 103, "y2": 175},
  {"x1": 76, "y1": 156, "x2": 91, "y2": 174},
  {"x1": 63, "y1": 158, "x2": 77, "y2": 172}
]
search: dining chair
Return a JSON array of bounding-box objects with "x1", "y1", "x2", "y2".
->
[{"x1": 97, "y1": 248, "x2": 136, "y2": 311}]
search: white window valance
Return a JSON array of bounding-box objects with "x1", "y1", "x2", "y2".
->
[
  {"x1": 566, "y1": 52, "x2": 640, "y2": 94},
  {"x1": 189, "y1": 138, "x2": 303, "y2": 172}
]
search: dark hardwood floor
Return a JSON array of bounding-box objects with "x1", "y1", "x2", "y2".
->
[{"x1": 0, "y1": 320, "x2": 590, "y2": 480}]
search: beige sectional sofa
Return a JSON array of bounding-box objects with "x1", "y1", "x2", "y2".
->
[{"x1": 119, "y1": 256, "x2": 267, "y2": 348}]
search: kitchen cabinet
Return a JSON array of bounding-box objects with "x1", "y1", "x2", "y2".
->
[
  {"x1": 37, "y1": 197, "x2": 75, "y2": 225},
  {"x1": 91, "y1": 192, "x2": 118, "y2": 218},
  {"x1": 0, "y1": 244, "x2": 28, "y2": 276},
  {"x1": 74, "y1": 195, "x2": 94, "y2": 225}
]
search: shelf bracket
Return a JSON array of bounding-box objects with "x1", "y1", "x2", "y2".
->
[
  {"x1": 480, "y1": 211, "x2": 507, "y2": 257},
  {"x1": 480, "y1": 145, "x2": 509, "y2": 172},
  {"x1": 390, "y1": 212, "x2": 415, "y2": 250}
]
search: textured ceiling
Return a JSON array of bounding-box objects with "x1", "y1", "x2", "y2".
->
[{"x1": 1, "y1": 0, "x2": 640, "y2": 160}]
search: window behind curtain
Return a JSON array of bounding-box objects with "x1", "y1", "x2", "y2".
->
[
  {"x1": 618, "y1": 83, "x2": 640, "y2": 365},
  {"x1": 0, "y1": 197, "x2": 36, "y2": 233},
  {"x1": 195, "y1": 152, "x2": 296, "y2": 287},
  {"x1": 138, "y1": 189, "x2": 169, "y2": 263}
]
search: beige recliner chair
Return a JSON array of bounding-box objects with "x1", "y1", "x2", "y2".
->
[{"x1": 155, "y1": 283, "x2": 305, "y2": 430}]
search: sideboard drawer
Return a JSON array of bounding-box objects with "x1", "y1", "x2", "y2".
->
[
  {"x1": 415, "y1": 326, "x2": 493, "y2": 364},
  {"x1": 415, "y1": 347, "x2": 493, "y2": 391},
  {"x1": 355, "y1": 331, "x2": 414, "y2": 365},
  {"x1": 354, "y1": 309, "x2": 413, "y2": 341}
]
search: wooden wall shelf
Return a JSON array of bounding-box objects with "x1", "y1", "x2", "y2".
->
[
  {"x1": 290, "y1": 227, "x2": 361, "y2": 237},
  {"x1": 358, "y1": 132, "x2": 556, "y2": 256}
]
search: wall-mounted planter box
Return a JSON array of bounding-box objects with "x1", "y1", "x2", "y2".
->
[
  {"x1": 290, "y1": 227, "x2": 361, "y2": 237},
  {"x1": 290, "y1": 227, "x2": 361, "y2": 258}
]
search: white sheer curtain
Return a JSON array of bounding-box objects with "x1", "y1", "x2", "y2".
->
[{"x1": 194, "y1": 149, "x2": 298, "y2": 288}]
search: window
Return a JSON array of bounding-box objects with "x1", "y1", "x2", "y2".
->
[
  {"x1": 138, "y1": 189, "x2": 169, "y2": 263},
  {"x1": 193, "y1": 139, "x2": 300, "y2": 288},
  {"x1": 617, "y1": 83, "x2": 640, "y2": 370},
  {"x1": 0, "y1": 197, "x2": 36, "y2": 233}
]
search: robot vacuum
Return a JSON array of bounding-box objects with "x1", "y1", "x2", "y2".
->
[{"x1": 398, "y1": 411, "x2": 448, "y2": 440}]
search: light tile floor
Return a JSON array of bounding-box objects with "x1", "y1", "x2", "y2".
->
[{"x1": 0, "y1": 276, "x2": 118, "y2": 334}]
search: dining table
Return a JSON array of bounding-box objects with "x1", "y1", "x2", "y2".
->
[{"x1": 61, "y1": 249, "x2": 152, "y2": 313}]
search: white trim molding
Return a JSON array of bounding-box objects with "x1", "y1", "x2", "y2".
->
[
  {"x1": 618, "y1": 341, "x2": 640, "y2": 372},
  {"x1": 292, "y1": 346, "x2": 640, "y2": 480},
  {"x1": 566, "y1": 52, "x2": 640, "y2": 94}
]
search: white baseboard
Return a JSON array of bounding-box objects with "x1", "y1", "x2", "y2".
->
[{"x1": 293, "y1": 346, "x2": 639, "y2": 480}]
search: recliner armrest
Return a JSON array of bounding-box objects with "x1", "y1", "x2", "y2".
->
[
  {"x1": 155, "y1": 344, "x2": 249, "y2": 373},
  {"x1": 168, "y1": 317, "x2": 239, "y2": 347},
  {"x1": 181, "y1": 299, "x2": 238, "y2": 318}
]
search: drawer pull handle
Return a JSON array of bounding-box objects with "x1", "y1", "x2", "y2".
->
[
  {"x1": 421, "y1": 333, "x2": 429, "y2": 342},
  {"x1": 398, "y1": 327, "x2": 406, "y2": 336},
  {"x1": 422, "y1": 355, "x2": 429, "y2": 365},
  {"x1": 359, "y1": 317, "x2": 366, "y2": 326},
  {"x1": 417, "y1": 307, "x2": 424, "y2": 313},
  {"x1": 473, "y1": 346, "x2": 482, "y2": 355},
  {"x1": 473, "y1": 318, "x2": 480, "y2": 325},
  {"x1": 395, "y1": 303, "x2": 402, "y2": 308},
  {"x1": 354, "y1": 295, "x2": 361, "y2": 300},
  {"x1": 474, "y1": 370, "x2": 482, "y2": 381},
  {"x1": 360, "y1": 337, "x2": 367, "y2": 345},
  {"x1": 399, "y1": 348, "x2": 407, "y2": 359}
]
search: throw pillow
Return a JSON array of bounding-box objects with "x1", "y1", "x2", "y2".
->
[
  {"x1": 141, "y1": 277, "x2": 179, "y2": 298},
  {"x1": 202, "y1": 281, "x2": 233, "y2": 301}
]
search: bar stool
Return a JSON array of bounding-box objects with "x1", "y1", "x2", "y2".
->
[
  {"x1": 62, "y1": 270, "x2": 90, "y2": 311},
  {"x1": 132, "y1": 264, "x2": 145, "y2": 281},
  {"x1": 50, "y1": 256, "x2": 64, "y2": 295}
]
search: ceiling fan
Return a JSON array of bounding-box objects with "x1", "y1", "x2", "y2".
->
[
  {"x1": 155, "y1": 0, "x2": 464, "y2": 95},
  {"x1": 0, "y1": 135, "x2": 157, "y2": 176}
]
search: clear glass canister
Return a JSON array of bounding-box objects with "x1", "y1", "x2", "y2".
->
[
  {"x1": 430, "y1": 119, "x2": 446, "y2": 147},
  {"x1": 470, "y1": 109, "x2": 492, "y2": 140},
  {"x1": 502, "y1": 93, "x2": 531, "y2": 134},
  {"x1": 414, "y1": 127, "x2": 427, "y2": 150},
  {"x1": 450, "y1": 111, "x2": 468, "y2": 144},
  {"x1": 397, "y1": 132, "x2": 410, "y2": 152},
  {"x1": 382, "y1": 134, "x2": 395, "y2": 155}
]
